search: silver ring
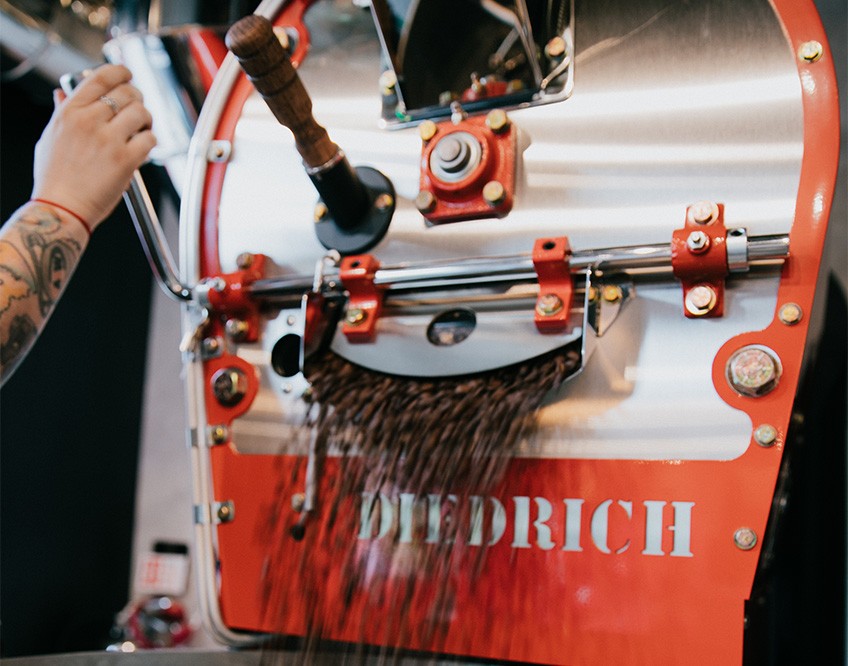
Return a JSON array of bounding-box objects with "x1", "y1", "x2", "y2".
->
[{"x1": 99, "y1": 95, "x2": 120, "y2": 117}]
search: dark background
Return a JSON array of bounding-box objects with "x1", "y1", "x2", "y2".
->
[{"x1": 0, "y1": 0, "x2": 846, "y2": 661}]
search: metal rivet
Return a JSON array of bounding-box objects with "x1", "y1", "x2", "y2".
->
[
  {"x1": 291, "y1": 493, "x2": 305, "y2": 512},
  {"x1": 688, "y1": 201, "x2": 718, "y2": 225},
  {"x1": 536, "y1": 293, "x2": 564, "y2": 316},
  {"x1": 727, "y1": 345, "x2": 782, "y2": 397},
  {"x1": 416, "y1": 190, "x2": 436, "y2": 213},
  {"x1": 601, "y1": 285, "x2": 622, "y2": 303},
  {"x1": 419, "y1": 120, "x2": 438, "y2": 142},
  {"x1": 211, "y1": 367, "x2": 248, "y2": 407},
  {"x1": 345, "y1": 308, "x2": 367, "y2": 326},
  {"x1": 313, "y1": 202, "x2": 329, "y2": 223},
  {"x1": 225, "y1": 318, "x2": 250, "y2": 342},
  {"x1": 753, "y1": 424, "x2": 778, "y2": 447},
  {"x1": 486, "y1": 109, "x2": 510, "y2": 134},
  {"x1": 686, "y1": 230, "x2": 710, "y2": 253},
  {"x1": 684, "y1": 284, "x2": 717, "y2": 316},
  {"x1": 483, "y1": 180, "x2": 505, "y2": 206},
  {"x1": 209, "y1": 424, "x2": 229, "y2": 445},
  {"x1": 778, "y1": 302, "x2": 803, "y2": 326},
  {"x1": 236, "y1": 252, "x2": 254, "y2": 269},
  {"x1": 798, "y1": 40, "x2": 823, "y2": 63},
  {"x1": 545, "y1": 36, "x2": 566, "y2": 59},
  {"x1": 286, "y1": 314, "x2": 297, "y2": 327},
  {"x1": 375, "y1": 193, "x2": 394, "y2": 211},
  {"x1": 733, "y1": 527, "x2": 757, "y2": 550}
]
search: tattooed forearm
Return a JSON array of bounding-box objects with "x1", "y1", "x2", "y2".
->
[{"x1": 1, "y1": 203, "x2": 87, "y2": 384}]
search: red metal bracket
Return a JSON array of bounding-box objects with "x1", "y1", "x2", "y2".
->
[
  {"x1": 671, "y1": 203, "x2": 729, "y2": 318},
  {"x1": 339, "y1": 254, "x2": 383, "y2": 343},
  {"x1": 418, "y1": 111, "x2": 516, "y2": 224},
  {"x1": 203, "y1": 253, "x2": 268, "y2": 342},
  {"x1": 532, "y1": 237, "x2": 573, "y2": 334}
]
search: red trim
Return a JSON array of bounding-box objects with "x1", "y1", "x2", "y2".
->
[{"x1": 186, "y1": 28, "x2": 228, "y2": 93}]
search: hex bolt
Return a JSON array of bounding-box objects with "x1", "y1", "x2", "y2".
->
[
  {"x1": 688, "y1": 201, "x2": 718, "y2": 225},
  {"x1": 798, "y1": 40, "x2": 823, "y2": 62},
  {"x1": 545, "y1": 36, "x2": 566, "y2": 59},
  {"x1": 778, "y1": 302, "x2": 803, "y2": 326},
  {"x1": 684, "y1": 284, "x2": 717, "y2": 316},
  {"x1": 536, "y1": 293, "x2": 564, "y2": 316},
  {"x1": 483, "y1": 180, "x2": 506, "y2": 206},
  {"x1": 686, "y1": 230, "x2": 710, "y2": 253},
  {"x1": 416, "y1": 190, "x2": 437, "y2": 213},
  {"x1": 375, "y1": 193, "x2": 394, "y2": 211},
  {"x1": 210, "y1": 424, "x2": 229, "y2": 445},
  {"x1": 733, "y1": 527, "x2": 757, "y2": 551},
  {"x1": 345, "y1": 308, "x2": 367, "y2": 326},
  {"x1": 313, "y1": 202, "x2": 329, "y2": 223},
  {"x1": 753, "y1": 424, "x2": 778, "y2": 447},
  {"x1": 236, "y1": 252, "x2": 254, "y2": 269},
  {"x1": 201, "y1": 337, "x2": 220, "y2": 358},
  {"x1": 726, "y1": 346, "x2": 781, "y2": 397},
  {"x1": 225, "y1": 318, "x2": 250, "y2": 342},
  {"x1": 602, "y1": 285, "x2": 622, "y2": 303},
  {"x1": 419, "y1": 120, "x2": 438, "y2": 142},
  {"x1": 291, "y1": 493, "x2": 306, "y2": 512},
  {"x1": 486, "y1": 108, "x2": 510, "y2": 134},
  {"x1": 212, "y1": 367, "x2": 248, "y2": 407},
  {"x1": 217, "y1": 503, "x2": 234, "y2": 523}
]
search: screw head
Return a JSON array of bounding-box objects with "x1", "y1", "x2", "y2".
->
[
  {"x1": 314, "y1": 202, "x2": 329, "y2": 223},
  {"x1": 375, "y1": 193, "x2": 394, "y2": 211},
  {"x1": 778, "y1": 302, "x2": 803, "y2": 326},
  {"x1": 601, "y1": 285, "x2": 622, "y2": 303},
  {"x1": 733, "y1": 527, "x2": 757, "y2": 550},
  {"x1": 798, "y1": 40, "x2": 823, "y2": 62},
  {"x1": 686, "y1": 230, "x2": 710, "y2": 253},
  {"x1": 379, "y1": 69, "x2": 397, "y2": 94},
  {"x1": 536, "y1": 293, "x2": 564, "y2": 316},
  {"x1": 688, "y1": 201, "x2": 718, "y2": 225},
  {"x1": 217, "y1": 503, "x2": 233, "y2": 522},
  {"x1": 419, "y1": 120, "x2": 438, "y2": 142},
  {"x1": 345, "y1": 308, "x2": 367, "y2": 326},
  {"x1": 211, "y1": 367, "x2": 248, "y2": 407},
  {"x1": 727, "y1": 345, "x2": 782, "y2": 397},
  {"x1": 201, "y1": 336, "x2": 220, "y2": 358},
  {"x1": 545, "y1": 36, "x2": 566, "y2": 59},
  {"x1": 483, "y1": 180, "x2": 506, "y2": 206},
  {"x1": 225, "y1": 318, "x2": 250, "y2": 342},
  {"x1": 210, "y1": 424, "x2": 229, "y2": 445},
  {"x1": 291, "y1": 493, "x2": 305, "y2": 512},
  {"x1": 236, "y1": 252, "x2": 254, "y2": 269},
  {"x1": 415, "y1": 190, "x2": 437, "y2": 213},
  {"x1": 485, "y1": 109, "x2": 510, "y2": 134},
  {"x1": 753, "y1": 424, "x2": 778, "y2": 447},
  {"x1": 684, "y1": 284, "x2": 717, "y2": 316}
]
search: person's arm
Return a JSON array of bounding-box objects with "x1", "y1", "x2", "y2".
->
[{"x1": 0, "y1": 64, "x2": 156, "y2": 385}]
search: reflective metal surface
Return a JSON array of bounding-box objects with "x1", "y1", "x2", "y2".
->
[{"x1": 183, "y1": 0, "x2": 803, "y2": 462}]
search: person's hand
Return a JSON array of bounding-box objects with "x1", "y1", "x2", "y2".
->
[{"x1": 31, "y1": 64, "x2": 157, "y2": 230}]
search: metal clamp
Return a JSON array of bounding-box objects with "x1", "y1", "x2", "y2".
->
[
  {"x1": 532, "y1": 236, "x2": 574, "y2": 333},
  {"x1": 339, "y1": 254, "x2": 383, "y2": 343}
]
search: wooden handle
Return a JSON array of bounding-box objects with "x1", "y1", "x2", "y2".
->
[{"x1": 226, "y1": 14, "x2": 337, "y2": 169}]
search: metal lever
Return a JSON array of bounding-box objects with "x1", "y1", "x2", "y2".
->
[
  {"x1": 59, "y1": 72, "x2": 193, "y2": 303},
  {"x1": 225, "y1": 14, "x2": 395, "y2": 255}
]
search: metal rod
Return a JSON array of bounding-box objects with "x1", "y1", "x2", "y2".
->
[{"x1": 247, "y1": 232, "x2": 789, "y2": 301}]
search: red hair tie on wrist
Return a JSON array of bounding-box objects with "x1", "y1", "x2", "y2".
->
[{"x1": 30, "y1": 198, "x2": 92, "y2": 237}]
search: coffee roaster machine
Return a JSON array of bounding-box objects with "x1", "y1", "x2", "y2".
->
[{"x1": 5, "y1": 0, "x2": 844, "y2": 663}]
